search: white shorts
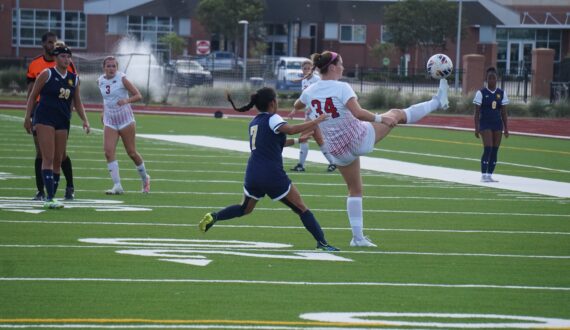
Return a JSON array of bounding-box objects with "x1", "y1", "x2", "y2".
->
[
  {"x1": 328, "y1": 122, "x2": 376, "y2": 166},
  {"x1": 103, "y1": 105, "x2": 135, "y2": 131}
]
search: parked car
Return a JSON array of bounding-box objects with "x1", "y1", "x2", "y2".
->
[
  {"x1": 274, "y1": 56, "x2": 309, "y2": 90},
  {"x1": 195, "y1": 51, "x2": 244, "y2": 72},
  {"x1": 168, "y1": 60, "x2": 213, "y2": 87}
]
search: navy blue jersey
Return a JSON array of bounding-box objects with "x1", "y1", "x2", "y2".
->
[
  {"x1": 473, "y1": 88, "x2": 509, "y2": 126},
  {"x1": 35, "y1": 68, "x2": 78, "y2": 121},
  {"x1": 243, "y1": 113, "x2": 291, "y2": 200}
]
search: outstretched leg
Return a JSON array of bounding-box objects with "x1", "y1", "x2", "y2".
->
[
  {"x1": 199, "y1": 195, "x2": 257, "y2": 232},
  {"x1": 279, "y1": 184, "x2": 338, "y2": 250}
]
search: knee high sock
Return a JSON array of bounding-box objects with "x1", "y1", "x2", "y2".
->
[
  {"x1": 299, "y1": 142, "x2": 309, "y2": 166},
  {"x1": 488, "y1": 147, "x2": 499, "y2": 174},
  {"x1": 404, "y1": 98, "x2": 440, "y2": 124},
  {"x1": 107, "y1": 160, "x2": 122, "y2": 186},
  {"x1": 42, "y1": 169, "x2": 55, "y2": 200},
  {"x1": 481, "y1": 146, "x2": 492, "y2": 174},
  {"x1": 214, "y1": 204, "x2": 245, "y2": 221},
  {"x1": 35, "y1": 158, "x2": 44, "y2": 193},
  {"x1": 299, "y1": 210, "x2": 326, "y2": 244},
  {"x1": 136, "y1": 162, "x2": 148, "y2": 181},
  {"x1": 61, "y1": 156, "x2": 73, "y2": 188},
  {"x1": 347, "y1": 197, "x2": 364, "y2": 240},
  {"x1": 53, "y1": 173, "x2": 60, "y2": 196},
  {"x1": 319, "y1": 142, "x2": 336, "y2": 165}
]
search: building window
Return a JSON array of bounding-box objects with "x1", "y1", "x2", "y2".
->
[
  {"x1": 324, "y1": 23, "x2": 338, "y2": 40},
  {"x1": 12, "y1": 9, "x2": 86, "y2": 48},
  {"x1": 127, "y1": 15, "x2": 173, "y2": 61},
  {"x1": 340, "y1": 24, "x2": 366, "y2": 43},
  {"x1": 381, "y1": 25, "x2": 392, "y2": 44}
]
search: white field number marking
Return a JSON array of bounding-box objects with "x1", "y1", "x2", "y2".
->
[
  {"x1": 299, "y1": 312, "x2": 570, "y2": 328},
  {"x1": 79, "y1": 238, "x2": 352, "y2": 266}
]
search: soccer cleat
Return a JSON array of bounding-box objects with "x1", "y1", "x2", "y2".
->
[
  {"x1": 43, "y1": 199, "x2": 64, "y2": 209},
  {"x1": 481, "y1": 175, "x2": 490, "y2": 182},
  {"x1": 350, "y1": 236, "x2": 377, "y2": 247},
  {"x1": 487, "y1": 176, "x2": 499, "y2": 183},
  {"x1": 142, "y1": 175, "x2": 151, "y2": 193},
  {"x1": 199, "y1": 213, "x2": 216, "y2": 233},
  {"x1": 436, "y1": 79, "x2": 449, "y2": 110},
  {"x1": 32, "y1": 191, "x2": 45, "y2": 201},
  {"x1": 64, "y1": 186, "x2": 75, "y2": 200},
  {"x1": 327, "y1": 164, "x2": 337, "y2": 172},
  {"x1": 291, "y1": 164, "x2": 305, "y2": 172},
  {"x1": 316, "y1": 241, "x2": 340, "y2": 251},
  {"x1": 106, "y1": 185, "x2": 125, "y2": 195}
]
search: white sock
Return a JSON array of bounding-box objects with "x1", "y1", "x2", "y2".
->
[
  {"x1": 107, "y1": 160, "x2": 121, "y2": 186},
  {"x1": 319, "y1": 143, "x2": 336, "y2": 165},
  {"x1": 347, "y1": 196, "x2": 364, "y2": 240},
  {"x1": 136, "y1": 162, "x2": 148, "y2": 181},
  {"x1": 404, "y1": 98, "x2": 440, "y2": 124},
  {"x1": 299, "y1": 142, "x2": 309, "y2": 166}
]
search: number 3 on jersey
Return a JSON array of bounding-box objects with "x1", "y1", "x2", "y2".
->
[{"x1": 311, "y1": 97, "x2": 339, "y2": 118}]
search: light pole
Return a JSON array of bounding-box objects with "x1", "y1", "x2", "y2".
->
[
  {"x1": 454, "y1": 0, "x2": 462, "y2": 93},
  {"x1": 238, "y1": 20, "x2": 249, "y2": 84}
]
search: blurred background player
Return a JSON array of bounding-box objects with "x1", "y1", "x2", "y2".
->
[
  {"x1": 473, "y1": 67, "x2": 509, "y2": 183},
  {"x1": 295, "y1": 50, "x2": 448, "y2": 247},
  {"x1": 24, "y1": 46, "x2": 90, "y2": 209},
  {"x1": 288, "y1": 59, "x2": 336, "y2": 172},
  {"x1": 26, "y1": 33, "x2": 77, "y2": 200},
  {"x1": 199, "y1": 87, "x2": 338, "y2": 251},
  {"x1": 98, "y1": 56, "x2": 150, "y2": 194}
]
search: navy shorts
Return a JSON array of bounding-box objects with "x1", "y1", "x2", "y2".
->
[
  {"x1": 243, "y1": 171, "x2": 292, "y2": 201},
  {"x1": 33, "y1": 108, "x2": 70, "y2": 131},
  {"x1": 479, "y1": 120, "x2": 503, "y2": 132}
]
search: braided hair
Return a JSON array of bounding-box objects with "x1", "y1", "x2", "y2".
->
[{"x1": 227, "y1": 87, "x2": 276, "y2": 113}]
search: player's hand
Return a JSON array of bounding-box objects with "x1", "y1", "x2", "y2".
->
[
  {"x1": 24, "y1": 117, "x2": 32, "y2": 134},
  {"x1": 83, "y1": 121, "x2": 91, "y2": 134},
  {"x1": 504, "y1": 130, "x2": 509, "y2": 138},
  {"x1": 381, "y1": 116, "x2": 398, "y2": 128},
  {"x1": 474, "y1": 130, "x2": 480, "y2": 139},
  {"x1": 314, "y1": 113, "x2": 329, "y2": 123},
  {"x1": 117, "y1": 99, "x2": 129, "y2": 106},
  {"x1": 299, "y1": 131, "x2": 314, "y2": 143},
  {"x1": 288, "y1": 109, "x2": 296, "y2": 120}
]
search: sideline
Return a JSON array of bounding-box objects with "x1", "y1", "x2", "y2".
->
[{"x1": 139, "y1": 134, "x2": 570, "y2": 198}]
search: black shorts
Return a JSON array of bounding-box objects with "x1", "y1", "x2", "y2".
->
[{"x1": 33, "y1": 108, "x2": 70, "y2": 131}]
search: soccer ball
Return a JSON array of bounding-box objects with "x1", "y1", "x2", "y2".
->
[{"x1": 426, "y1": 54, "x2": 453, "y2": 79}]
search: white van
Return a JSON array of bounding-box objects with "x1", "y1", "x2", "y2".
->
[{"x1": 275, "y1": 56, "x2": 309, "y2": 90}]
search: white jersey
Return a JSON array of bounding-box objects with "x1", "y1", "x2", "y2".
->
[
  {"x1": 98, "y1": 71, "x2": 135, "y2": 129},
  {"x1": 299, "y1": 80, "x2": 369, "y2": 157},
  {"x1": 301, "y1": 74, "x2": 321, "y2": 119}
]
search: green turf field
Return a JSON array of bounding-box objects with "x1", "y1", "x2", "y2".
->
[{"x1": 0, "y1": 109, "x2": 569, "y2": 329}]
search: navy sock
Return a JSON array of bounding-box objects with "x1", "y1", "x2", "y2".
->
[
  {"x1": 35, "y1": 158, "x2": 44, "y2": 193},
  {"x1": 42, "y1": 169, "x2": 55, "y2": 200},
  {"x1": 489, "y1": 147, "x2": 499, "y2": 174},
  {"x1": 53, "y1": 173, "x2": 61, "y2": 196},
  {"x1": 300, "y1": 210, "x2": 326, "y2": 244},
  {"x1": 61, "y1": 156, "x2": 74, "y2": 188},
  {"x1": 481, "y1": 146, "x2": 492, "y2": 174},
  {"x1": 215, "y1": 204, "x2": 245, "y2": 221}
]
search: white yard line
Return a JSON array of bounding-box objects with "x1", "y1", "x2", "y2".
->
[
  {"x1": 140, "y1": 135, "x2": 570, "y2": 198},
  {"x1": 0, "y1": 277, "x2": 568, "y2": 291}
]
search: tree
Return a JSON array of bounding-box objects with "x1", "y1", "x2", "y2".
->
[
  {"x1": 159, "y1": 33, "x2": 187, "y2": 59},
  {"x1": 384, "y1": 0, "x2": 462, "y2": 63},
  {"x1": 196, "y1": 0, "x2": 265, "y2": 53}
]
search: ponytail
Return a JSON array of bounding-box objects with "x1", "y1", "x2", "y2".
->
[{"x1": 226, "y1": 87, "x2": 276, "y2": 113}]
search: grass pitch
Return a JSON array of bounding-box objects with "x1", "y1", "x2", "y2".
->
[{"x1": 0, "y1": 109, "x2": 569, "y2": 329}]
